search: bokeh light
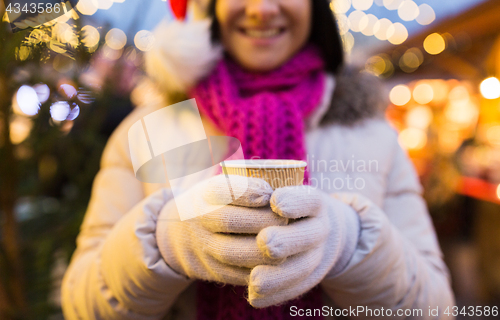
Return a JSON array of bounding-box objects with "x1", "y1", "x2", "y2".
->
[
  {"x1": 67, "y1": 105, "x2": 80, "y2": 121},
  {"x1": 486, "y1": 125, "x2": 500, "y2": 146},
  {"x1": 399, "y1": 127, "x2": 427, "y2": 150},
  {"x1": 361, "y1": 14, "x2": 378, "y2": 36},
  {"x1": 331, "y1": 0, "x2": 351, "y2": 14},
  {"x1": 429, "y1": 80, "x2": 449, "y2": 103},
  {"x1": 96, "y1": 0, "x2": 113, "y2": 10},
  {"x1": 390, "y1": 84, "x2": 412, "y2": 106},
  {"x1": 449, "y1": 85, "x2": 470, "y2": 103},
  {"x1": 398, "y1": 0, "x2": 419, "y2": 22},
  {"x1": 81, "y1": 25, "x2": 100, "y2": 48},
  {"x1": 348, "y1": 10, "x2": 368, "y2": 33},
  {"x1": 105, "y1": 28, "x2": 127, "y2": 50},
  {"x1": 399, "y1": 48, "x2": 423, "y2": 73},
  {"x1": 16, "y1": 85, "x2": 40, "y2": 116},
  {"x1": 424, "y1": 33, "x2": 446, "y2": 55},
  {"x1": 373, "y1": 18, "x2": 392, "y2": 41},
  {"x1": 497, "y1": 184, "x2": 500, "y2": 200},
  {"x1": 53, "y1": 55, "x2": 74, "y2": 73},
  {"x1": 342, "y1": 32, "x2": 355, "y2": 53},
  {"x1": 480, "y1": 77, "x2": 500, "y2": 99},
  {"x1": 406, "y1": 105, "x2": 433, "y2": 129},
  {"x1": 60, "y1": 84, "x2": 77, "y2": 98},
  {"x1": 413, "y1": 82, "x2": 434, "y2": 104},
  {"x1": 10, "y1": 116, "x2": 32, "y2": 144},
  {"x1": 383, "y1": 0, "x2": 402, "y2": 10},
  {"x1": 50, "y1": 101, "x2": 71, "y2": 121},
  {"x1": 365, "y1": 54, "x2": 394, "y2": 77},
  {"x1": 134, "y1": 30, "x2": 155, "y2": 52},
  {"x1": 352, "y1": 0, "x2": 373, "y2": 11},
  {"x1": 76, "y1": 0, "x2": 98, "y2": 15},
  {"x1": 387, "y1": 22, "x2": 408, "y2": 45},
  {"x1": 416, "y1": 4, "x2": 436, "y2": 25},
  {"x1": 33, "y1": 84, "x2": 50, "y2": 103},
  {"x1": 336, "y1": 14, "x2": 350, "y2": 35},
  {"x1": 102, "y1": 44, "x2": 123, "y2": 60}
]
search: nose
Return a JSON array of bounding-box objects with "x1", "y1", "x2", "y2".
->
[{"x1": 246, "y1": 0, "x2": 279, "y2": 22}]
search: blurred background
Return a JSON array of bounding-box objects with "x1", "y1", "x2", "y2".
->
[{"x1": 0, "y1": 0, "x2": 499, "y2": 319}]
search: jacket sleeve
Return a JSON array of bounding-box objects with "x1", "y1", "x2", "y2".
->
[
  {"x1": 320, "y1": 138, "x2": 455, "y2": 319},
  {"x1": 61, "y1": 109, "x2": 192, "y2": 319}
]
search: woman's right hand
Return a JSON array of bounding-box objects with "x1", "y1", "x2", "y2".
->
[{"x1": 156, "y1": 175, "x2": 288, "y2": 285}]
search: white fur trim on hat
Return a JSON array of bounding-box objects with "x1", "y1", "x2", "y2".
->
[{"x1": 145, "y1": 19, "x2": 222, "y2": 94}]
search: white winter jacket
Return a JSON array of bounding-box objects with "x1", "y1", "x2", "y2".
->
[{"x1": 61, "y1": 71, "x2": 455, "y2": 319}]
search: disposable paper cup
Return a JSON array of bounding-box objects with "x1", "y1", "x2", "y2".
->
[{"x1": 221, "y1": 159, "x2": 307, "y2": 190}]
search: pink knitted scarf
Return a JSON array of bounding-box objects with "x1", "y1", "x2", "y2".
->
[{"x1": 190, "y1": 45, "x2": 325, "y2": 320}]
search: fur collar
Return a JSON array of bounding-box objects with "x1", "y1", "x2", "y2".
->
[{"x1": 320, "y1": 67, "x2": 388, "y2": 126}]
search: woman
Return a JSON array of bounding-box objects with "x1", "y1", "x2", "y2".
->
[{"x1": 61, "y1": 0, "x2": 455, "y2": 319}]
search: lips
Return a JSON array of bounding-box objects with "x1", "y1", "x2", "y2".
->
[{"x1": 239, "y1": 27, "x2": 285, "y2": 38}]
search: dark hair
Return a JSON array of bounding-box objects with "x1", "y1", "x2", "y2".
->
[{"x1": 207, "y1": 0, "x2": 345, "y2": 74}]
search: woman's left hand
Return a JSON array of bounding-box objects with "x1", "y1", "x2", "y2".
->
[{"x1": 248, "y1": 185, "x2": 360, "y2": 308}]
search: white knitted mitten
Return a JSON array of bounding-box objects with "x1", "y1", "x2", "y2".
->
[
  {"x1": 156, "y1": 175, "x2": 288, "y2": 285},
  {"x1": 249, "y1": 185, "x2": 360, "y2": 308}
]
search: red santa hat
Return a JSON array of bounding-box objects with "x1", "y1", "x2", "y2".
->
[
  {"x1": 170, "y1": 0, "x2": 188, "y2": 20},
  {"x1": 144, "y1": 0, "x2": 222, "y2": 95}
]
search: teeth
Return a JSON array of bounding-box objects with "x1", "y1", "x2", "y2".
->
[{"x1": 245, "y1": 28, "x2": 280, "y2": 38}]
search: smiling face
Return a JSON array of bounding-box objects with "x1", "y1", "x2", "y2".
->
[{"x1": 215, "y1": 0, "x2": 312, "y2": 72}]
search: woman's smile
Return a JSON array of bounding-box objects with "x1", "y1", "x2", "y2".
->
[
  {"x1": 216, "y1": 0, "x2": 312, "y2": 72},
  {"x1": 237, "y1": 26, "x2": 287, "y2": 46}
]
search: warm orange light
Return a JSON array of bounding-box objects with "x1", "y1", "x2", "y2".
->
[
  {"x1": 424, "y1": 33, "x2": 445, "y2": 55},
  {"x1": 413, "y1": 83, "x2": 434, "y2": 104},
  {"x1": 390, "y1": 85, "x2": 411, "y2": 106},
  {"x1": 480, "y1": 77, "x2": 500, "y2": 100},
  {"x1": 398, "y1": 128, "x2": 427, "y2": 150},
  {"x1": 406, "y1": 105, "x2": 433, "y2": 129}
]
